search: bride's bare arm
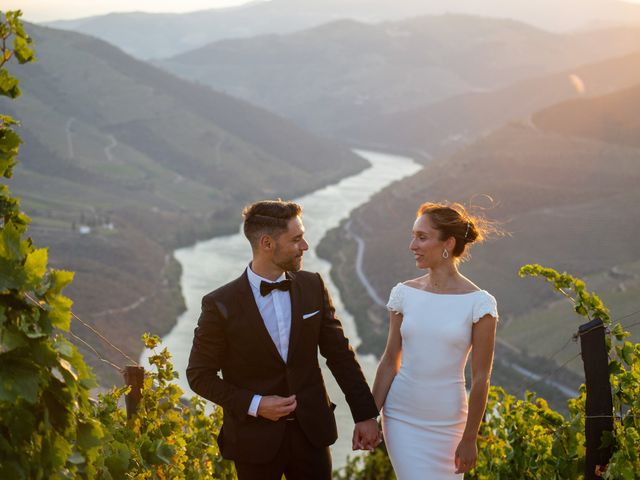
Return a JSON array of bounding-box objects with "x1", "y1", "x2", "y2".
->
[
  {"x1": 464, "y1": 313, "x2": 497, "y2": 439},
  {"x1": 371, "y1": 311, "x2": 403, "y2": 411},
  {"x1": 455, "y1": 313, "x2": 497, "y2": 473}
]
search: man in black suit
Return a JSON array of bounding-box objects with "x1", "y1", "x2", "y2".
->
[{"x1": 187, "y1": 199, "x2": 380, "y2": 479}]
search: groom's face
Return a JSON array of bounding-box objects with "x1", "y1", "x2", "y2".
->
[{"x1": 273, "y1": 216, "x2": 309, "y2": 272}]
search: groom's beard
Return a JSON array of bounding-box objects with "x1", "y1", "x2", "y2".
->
[{"x1": 274, "y1": 247, "x2": 303, "y2": 272}]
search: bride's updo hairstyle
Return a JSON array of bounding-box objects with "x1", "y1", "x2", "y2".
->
[{"x1": 416, "y1": 202, "x2": 499, "y2": 260}]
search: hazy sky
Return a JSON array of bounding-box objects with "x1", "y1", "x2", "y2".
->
[
  {"x1": 3, "y1": 1, "x2": 262, "y2": 22},
  {"x1": 5, "y1": 0, "x2": 640, "y2": 22}
]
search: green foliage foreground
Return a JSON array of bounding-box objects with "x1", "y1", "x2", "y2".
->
[
  {"x1": 0, "y1": 11, "x2": 234, "y2": 479},
  {"x1": 1, "y1": 10, "x2": 639, "y2": 480}
]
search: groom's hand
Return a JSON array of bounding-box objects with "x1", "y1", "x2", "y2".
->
[
  {"x1": 257, "y1": 395, "x2": 297, "y2": 421},
  {"x1": 352, "y1": 418, "x2": 381, "y2": 451}
]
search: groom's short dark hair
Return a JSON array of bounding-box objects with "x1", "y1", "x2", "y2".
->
[{"x1": 242, "y1": 199, "x2": 302, "y2": 249}]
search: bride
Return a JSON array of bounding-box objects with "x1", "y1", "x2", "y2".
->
[{"x1": 372, "y1": 202, "x2": 499, "y2": 479}]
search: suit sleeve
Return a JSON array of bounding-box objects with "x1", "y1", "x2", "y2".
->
[
  {"x1": 316, "y1": 273, "x2": 379, "y2": 423},
  {"x1": 186, "y1": 297, "x2": 254, "y2": 418}
]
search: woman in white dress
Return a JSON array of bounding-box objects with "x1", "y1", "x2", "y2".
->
[{"x1": 372, "y1": 202, "x2": 499, "y2": 479}]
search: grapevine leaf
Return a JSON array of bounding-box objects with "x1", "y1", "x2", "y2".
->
[
  {"x1": 46, "y1": 294, "x2": 73, "y2": 331},
  {"x1": 0, "y1": 68, "x2": 20, "y2": 98},
  {"x1": 77, "y1": 419, "x2": 104, "y2": 451},
  {"x1": 0, "y1": 358, "x2": 42, "y2": 403},
  {"x1": 104, "y1": 442, "x2": 131, "y2": 478}
]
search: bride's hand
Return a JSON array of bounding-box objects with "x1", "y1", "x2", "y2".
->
[{"x1": 454, "y1": 437, "x2": 477, "y2": 474}]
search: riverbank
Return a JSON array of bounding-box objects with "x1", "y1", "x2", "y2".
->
[{"x1": 316, "y1": 219, "x2": 388, "y2": 357}]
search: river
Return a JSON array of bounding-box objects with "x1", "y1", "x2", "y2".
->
[{"x1": 156, "y1": 150, "x2": 422, "y2": 468}]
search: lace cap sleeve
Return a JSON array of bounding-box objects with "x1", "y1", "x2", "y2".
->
[
  {"x1": 472, "y1": 291, "x2": 498, "y2": 323},
  {"x1": 386, "y1": 283, "x2": 404, "y2": 314}
]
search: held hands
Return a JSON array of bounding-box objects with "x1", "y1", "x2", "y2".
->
[
  {"x1": 454, "y1": 437, "x2": 477, "y2": 474},
  {"x1": 352, "y1": 418, "x2": 382, "y2": 452},
  {"x1": 257, "y1": 395, "x2": 297, "y2": 421}
]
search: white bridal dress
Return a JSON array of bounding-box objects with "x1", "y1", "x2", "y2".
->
[{"x1": 382, "y1": 283, "x2": 498, "y2": 480}]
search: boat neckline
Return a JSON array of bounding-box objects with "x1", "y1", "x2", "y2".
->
[{"x1": 398, "y1": 283, "x2": 485, "y2": 296}]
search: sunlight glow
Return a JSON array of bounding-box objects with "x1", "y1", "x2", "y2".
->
[{"x1": 568, "y1": 74, "x2": 586, "y2": 95}]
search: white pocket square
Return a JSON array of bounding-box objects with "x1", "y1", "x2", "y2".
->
[{"x1": 302, "y1": 310, "x2": 320, "y2": 319}]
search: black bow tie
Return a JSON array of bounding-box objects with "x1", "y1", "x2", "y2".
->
[{"x1": 260, "y1": 279, "x2": 292, "y2": 296}]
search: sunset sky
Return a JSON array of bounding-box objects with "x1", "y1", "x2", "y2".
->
[{"x1": 7, "y1": 0, "x2": 640, "y2": 22}]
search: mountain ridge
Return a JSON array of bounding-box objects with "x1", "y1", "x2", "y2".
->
[
  {"x1": 47, "y1": 0, "x2": 640, "y2": 59},
  {"x1": 342, "y1": 48, "x2": 640, "y2": 159},
  {"x1": 160, "y1": 16, "x2": 640, "y2": 140}
]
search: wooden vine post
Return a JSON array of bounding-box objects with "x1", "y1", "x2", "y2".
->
[
  {"x1": 123, "y1": 365, "x2": 145, "y2": 419},
  {"x1": 578, "y1": 318, "x2": 613, "y2": 479}
]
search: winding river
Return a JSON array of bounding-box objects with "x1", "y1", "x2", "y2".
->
[{"x1": 158, "y1": 150, "x2": 421, "y2": 467}]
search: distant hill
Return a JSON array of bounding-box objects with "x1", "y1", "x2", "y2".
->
[
  {"x1": 9, "y1": 25, "x2": 364, "y2": 208},
  {"x1": 319, "y1": 85, "x2": 640, "y2": 375},
  {"x1": 533, "y1": 83, "x2": 640, "y2": 148},
  {"x1": 160, "y1": 16, "x2": 640, "y2": 139},
  {"x1": 2, "y1": 23, "x2": 366, "y2": 383},
  {"x1": 343, "y1": 49, "x2": 640, "y2": 159},
  {"x1": 47, "y1": 0, "x2": 640, "y2": 59}
]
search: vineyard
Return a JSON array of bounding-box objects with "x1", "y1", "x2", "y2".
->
[{"x1": 1, "y1": 11, "x2": 639, "y2": 479}]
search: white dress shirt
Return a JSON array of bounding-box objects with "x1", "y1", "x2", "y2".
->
[{"x1": 246, "y1": 265, "x2": 292, "y2": 416}]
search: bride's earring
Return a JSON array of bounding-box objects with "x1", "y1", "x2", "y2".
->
[{"x1": 442, "y1": 249, "x2": 449, "y2": 259}]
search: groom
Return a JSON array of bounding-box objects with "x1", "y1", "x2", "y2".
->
[{"x1": 187, "y1": 199, "x2": 380, "y2": 479}]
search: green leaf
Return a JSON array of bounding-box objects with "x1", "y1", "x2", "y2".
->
[
  {"x1": 46, "y1": 294, "x2": 73, "y2": 331},
  {"x1": 143, "y1": 332, "x2": 161, "y2": 350},
  {"x1": 0, "y1": 358, "x2": 42, "y2": 403},
  {"x1": 574, "y1": 305, "x2": 588, "y2": 316},
  {"x1": 618, "y1": 462, "x2": 636, "y2": 480},
  {"x1": 24, "y1": 247, "x2": 48, "y2": 287},
  {"x1": 0, "y1": 124, "x2": 21, "y2": 152},
  {"x1": 77, "y1": 419, "x2": 104, "y2": 451},
  {"x1": 30, "y1": 340, "x2": 58, "y2": 366},
  {"x1": 104, "y1": 442, "x2": 131, "y2": 478},
  {"x1": 13, "y1": 34, "x2": 35, "y2": 63},
  {"x1": 0, "y1": 257, "x2": 25, "y2": 291},
  {"x1": 1, "y1": 403, "x2": 36, "y2": 444},
  {"x1": 0, "y1": 221, "x2": 26, "y2": 259},
  {"x1": 0, "y1": 68, "x2": 20, "y2": 98},
  {"x1": 0, "y1": 115, "x2": 17, "y2": 126},
  {"x1": 155, "y1": 440, "x2": 175, "y2": 464},
  {"x1": 621, "y1": 342, "x2": 634, "y2": 366},
  {"x1": 0, "y1": 325, "x2": 28, "y2": 352},
  {"x1": 46, "y1": 270, "x2": 75, "y2": 296},
  {"x1": 612, "y1": 323, "x2": 630, "y2": 341},
  {"x1": 609, "y1": 360, "x2": 624, "y2": 375},
  {"x1": 52, "y1": 336, "x2": 74, "y2": 358}
]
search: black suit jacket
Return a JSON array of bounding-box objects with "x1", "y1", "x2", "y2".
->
[{"x1": 186, "y1": 269, "x2": 379, "y2": 464}]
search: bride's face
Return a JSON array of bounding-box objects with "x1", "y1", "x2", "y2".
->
[{"x1": 410, "y1": 214, "x2": 447, "y2": 269}]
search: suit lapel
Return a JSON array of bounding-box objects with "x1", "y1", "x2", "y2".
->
[
  {"x1": 236, "y1": 270, "x2": 284, "y2": 365},
  {"x1": 287, "y1": 271, "x2": 303, "y2": 363}
]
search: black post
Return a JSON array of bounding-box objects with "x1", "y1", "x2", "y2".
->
[
  {"x1": 579, "y1": 318, "x2": 613, "y2": 479},
  {"x1": 123, "y1": 365, "x2": 145, "y2": 419}
]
